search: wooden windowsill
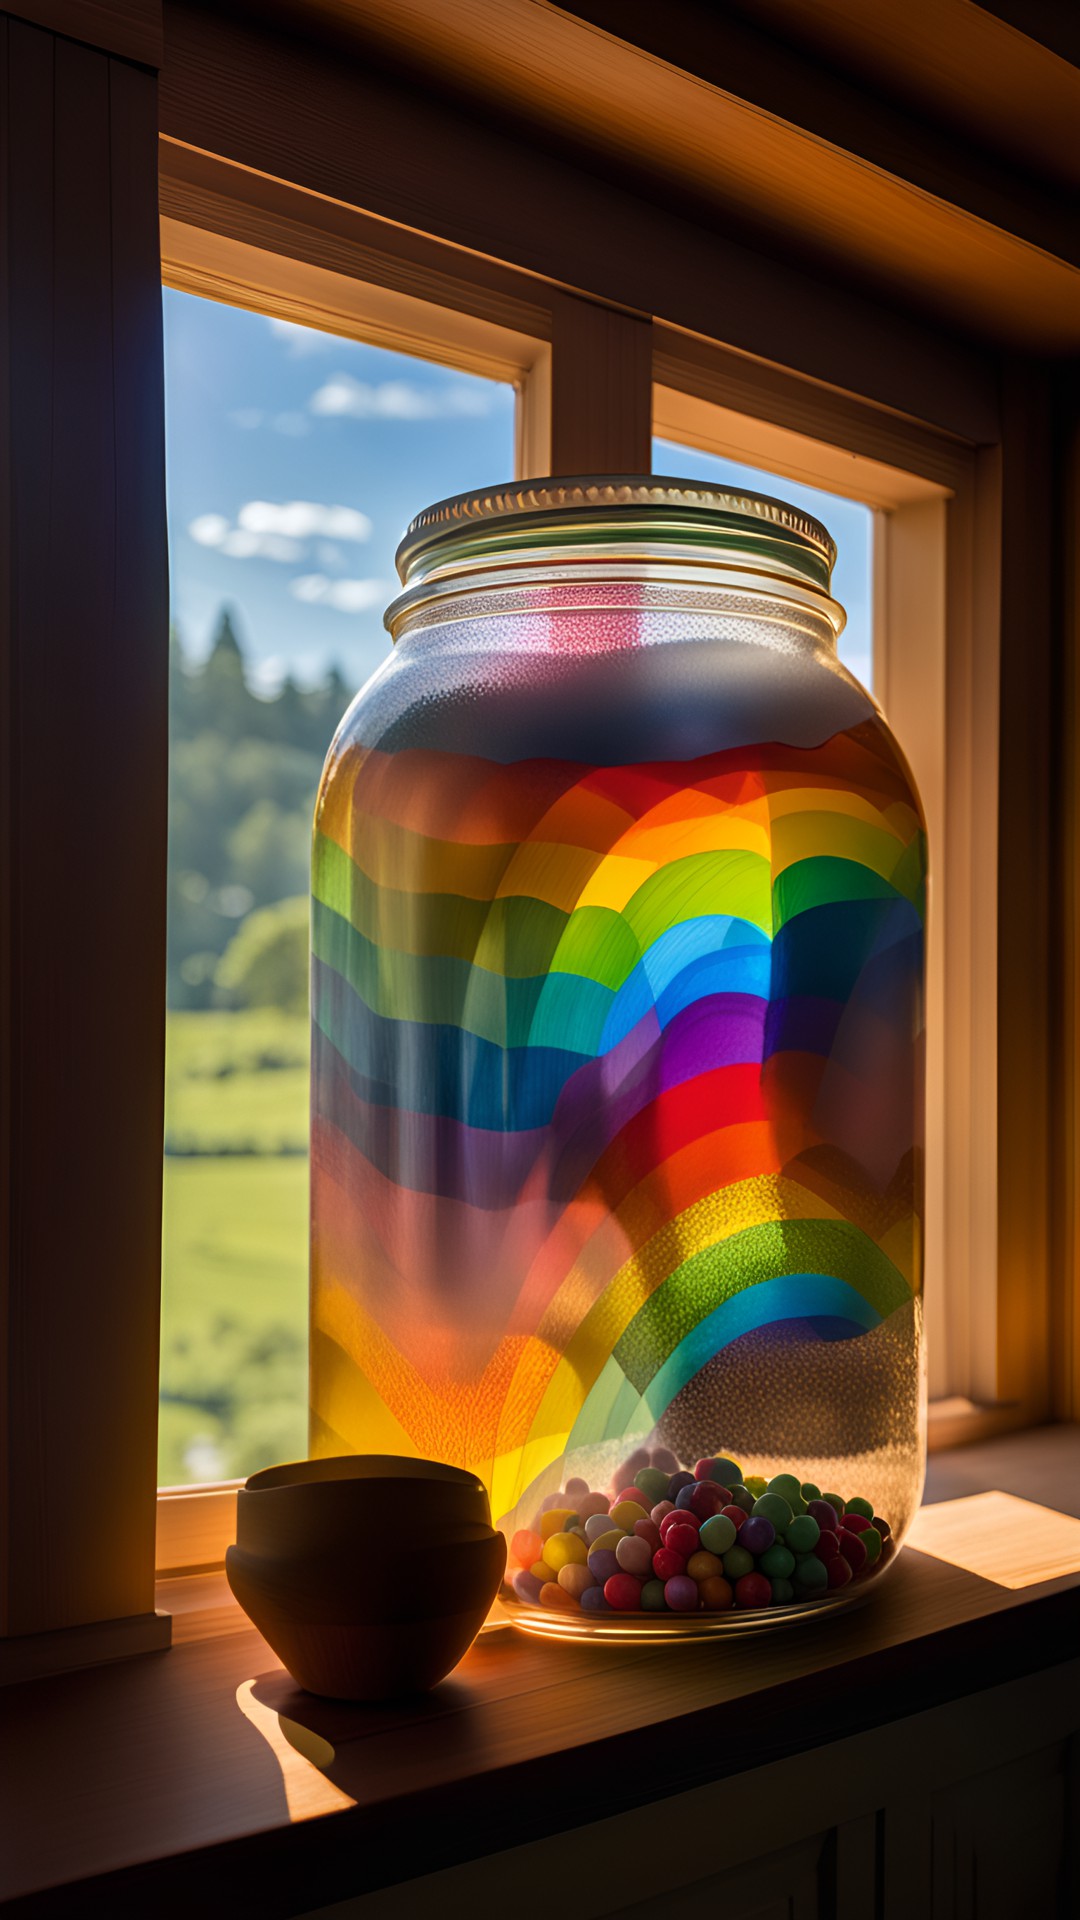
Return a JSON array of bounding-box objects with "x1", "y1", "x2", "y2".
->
[{"x1": 3, "y1": 1426, "x2": 1079, "y2": 1916}]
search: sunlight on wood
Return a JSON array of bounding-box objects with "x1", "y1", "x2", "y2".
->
[
  {"x1": 236, "y1": 1681, "x2": 355, "y2": 1822},
  {"x1": 908, "y1": 1492, "x2": 1080, "y2": 1589}
]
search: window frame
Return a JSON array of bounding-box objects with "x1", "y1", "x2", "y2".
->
[{"x1": 154, "y1": 157, "x2": 1040, "y2": 1577}]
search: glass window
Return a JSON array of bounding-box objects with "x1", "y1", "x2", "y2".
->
[
  {"x1": 161, "y1": 290, "x2": 515, "y2": 1484},
  {"x1": 652, "y1": 438, "x2": 874, "y2": 690}
]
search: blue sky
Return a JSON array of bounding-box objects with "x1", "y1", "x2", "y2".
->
[
  {"x1": 163, "y1": 289, "x2": 516, "y2": 691},
  {"x1": 163, "y1": 289, "x2": 872, "y2": 695}
]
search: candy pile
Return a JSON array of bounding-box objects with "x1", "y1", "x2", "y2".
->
[{"x1": 505, "y1": 1449, "x2": 892, "y2": 1616}]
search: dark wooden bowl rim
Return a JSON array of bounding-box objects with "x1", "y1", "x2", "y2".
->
[{"x1": 243, "y1": 1454, "x2": 488, "y2": 1495}]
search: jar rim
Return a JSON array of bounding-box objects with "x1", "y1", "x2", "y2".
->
[{"x1": 395, "y1": 473, "x2": 837, "y2": 589}]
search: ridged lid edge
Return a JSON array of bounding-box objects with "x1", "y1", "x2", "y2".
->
[{"x1": 396, "y1": 474, "x2": 836, "y2": 583}]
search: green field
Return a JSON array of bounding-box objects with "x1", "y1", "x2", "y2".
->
[
  {"x1": 164, "y1": 1007, "x2": 309, "y2": 1154},
  {"x1": 160, "y1": 1010, "x2": 311, "y2": 1485}
]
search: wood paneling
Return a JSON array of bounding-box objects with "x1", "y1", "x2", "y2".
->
[
  {"x1": 653, "y1": 328, "x2": 978, "y2": 492},
  {"x1": 995, "y1": 367, "x2": 1055, "y2": 1421},
  {"x1": 157, "y1": 2, "x2": 998, "y2": 447},
  {"x1": 3, "y1": 0, "x2": 163, "y2": 66},
  {"x1": 1052, "y1": 377, "x2": 1080, "y2": 1423},
  {"x1": 159, "y1": 141, "x2": 553, "y2": 346},
  {"x1": 563, "y1": 0, "x2": 1080, "y2": 208},
  {"x1": 0, "y1": 19, "x2": 169, "y2": 1641},
  {"x1": 549, "y1": 294, "x2": 651, "y2": 475},
  {"x1": 231, "y1": 0, "x2": 1080, "y2": 349},
  {"x1": 719, "y1": 0, "x2": 1080, "y2": 195}
]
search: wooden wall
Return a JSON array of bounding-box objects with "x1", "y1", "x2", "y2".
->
[{"x1": 0, "y1": 7, "x2": 170, "y2": 1664}]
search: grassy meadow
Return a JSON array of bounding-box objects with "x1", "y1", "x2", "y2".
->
[{"x1": 159, "y1": 1010, "x2": 311, "y2": 1484}]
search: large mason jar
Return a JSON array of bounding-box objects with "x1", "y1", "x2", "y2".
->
[{"x1": 310, "y1": 479, "x2": 926, "y2": 1638}]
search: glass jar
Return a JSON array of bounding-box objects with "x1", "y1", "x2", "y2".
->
[{"x1": 310, "y1": 478, "x2": 926, "y2": 1638}]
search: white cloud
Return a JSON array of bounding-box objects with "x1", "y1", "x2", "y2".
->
[
  {"x1": 220, "y1": 529, "x2": 303, "y2": 562},
  {"x1": 268, "y1": 316, "x2": 337, "y2": 356},
  {"x1": 237, "y1": 500, "x2": 372, "y2": 542},
  {"x1": 187, "y1": 513, "x2": 302, "y2": 563},
  {"x1": 228, "y1": 405, "x2": 311, "y2": 435},
  {"x1": 290, "y1": 574, "x2": 386, "y2": 613},
  {"x1": 187, "y1": 500, "x2": 372, "y2": 566},
  {"x1": 309, "y1": 373, "x2": 493, "y2": 421},
  {"x1": 189, "y1": 513, "x2": 231, "y2": 547}
]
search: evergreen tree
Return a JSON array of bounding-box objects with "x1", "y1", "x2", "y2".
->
[
  {"x1": 202, "y1": 605, "x2": 254, "y2": 736},
  {"x1": 273, "y1": 672, "x2": 308, "y2": 747},
  {"x1": 166, "y1": 603, "x2": 355, "y2": 1007},
  {"x1": 206, "y1": 605, "x2": 246, "y2": 681}
]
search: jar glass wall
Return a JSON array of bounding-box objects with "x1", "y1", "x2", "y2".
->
[{"x1": 310, "y1": 479, "x2": 926, "y2": 1638}]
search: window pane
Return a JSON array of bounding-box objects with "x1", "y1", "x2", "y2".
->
[
  {"x1": 652, "y1": 438, "x2": 874, "y2": 689},
  {"x1": 161, "y1": 290, "x2": 515, "y2": 1485}
]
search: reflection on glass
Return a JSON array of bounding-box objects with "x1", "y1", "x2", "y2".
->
[
  {"x1": 652, "y1": 439, "x2": 874, "y2": 691},
  {"x1": 160, "y1": 291, "x2": 514, "y2": 1483}
]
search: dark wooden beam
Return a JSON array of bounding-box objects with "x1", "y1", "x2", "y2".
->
[
  {"x1": 158, "y1": 2, "x2": 998, "y2": 445},
  {"x1": 2, "y1": 0, "x2": 163, "y2": 66},
  {"x1": 549, "y1": 295, "x2": 652, "y2": 476},
  {"x1": 0, "y1": 14, "x2": 169, "y2": 1661}
]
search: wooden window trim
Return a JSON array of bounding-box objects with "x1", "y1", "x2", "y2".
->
[{"x1": 154, "y1": 157, "x2": 1045, "y2": 1580}]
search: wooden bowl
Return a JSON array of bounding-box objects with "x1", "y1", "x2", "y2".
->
[{"x1": 226, "y1": 1455, "x2": 507, "y2": 1701}]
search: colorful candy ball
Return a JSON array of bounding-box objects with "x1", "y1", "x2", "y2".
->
[
  {"x1": 751, "y1": 1493, "x2": 793, "y2": 1531},
  {"x1": 580, "y1": 1584, "x2": 610, "y2": 1612},
  {"x1": 734, "y1": 1572, "x2": 772, "y2": 1610},
  {"x1": 759, "y1": 1542, "x2": 795, "y2": 1578},
  {"x1": 698, "y1": 1512, "x2": 737, "y2": 1556},
  {"x1": 739, "y1": 1515, "x2": 776, "y2": 1556},
  {"x1": 722, "y1": 1544, "x2": 754, "y2": 1582},
  {"x1": 664, "y1": 1575, "x2": 699, "y2": 1612},
  {"x1": 558, "y1": 1563, "x2": 596, "y2": 1600},
  {"x1": 786, "y1": 1515, "x2": 821, "y2": 1555},
  {"x1": 615, "y1": 1534, "x2": 653, "y2": 1577},
  {"x1": 808, "y1": 1499, "x2": 839, "y2": 1532},
  {"x1": 604, "y1": 1573, "x2": 644, "y2": 1611},
  {"x1": 505, "y1": 1458, "x2": 893, "y2": 1620},
  {"x1": 587, "y1": 1547, "x2": 620, "y2": 1584},
  {"x1": 634, "y1": 1467, "x2": 672, "y2": 1507},
  {"x1": 838, "y1": 1529, "x2": 868, "y2": 1574},
  {"x1": 793, "y1": 1553, "x2": 829, "y2": 1594}
]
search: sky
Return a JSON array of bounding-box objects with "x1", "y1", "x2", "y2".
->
[
  {"x1": 163, "y1": 289, "x2": 872, "y2": 695},
  {"x1": 163, "y1": 289, "x2": 516, "y2": 692}
]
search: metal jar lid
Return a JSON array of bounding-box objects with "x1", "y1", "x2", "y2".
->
[{"x1": 388, "y1": 473, "x2": 843, "y2": 639}]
